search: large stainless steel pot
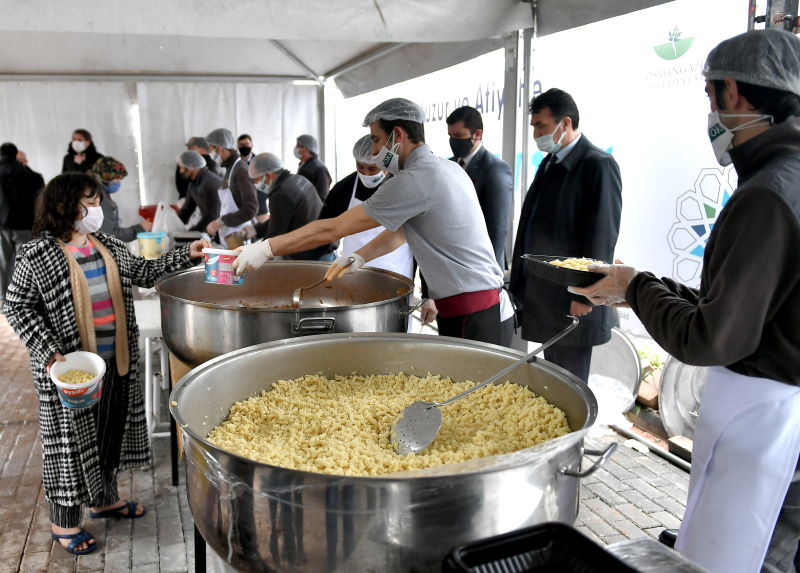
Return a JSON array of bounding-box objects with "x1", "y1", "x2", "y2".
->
[
  {"x1": 155, "y1": 261, "x2": 414, "y2": 365},
  {"x1": 171, "y1": 333, "x2": 612, "y2": 573}
]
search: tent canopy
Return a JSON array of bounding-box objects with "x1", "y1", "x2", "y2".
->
[{"x1": 0, "y1": 0, "x2": 672, "y2": 96}]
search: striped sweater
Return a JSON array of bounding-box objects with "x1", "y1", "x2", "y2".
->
[{"x1": 65, "y1": 241, "x2": 116, "y2": 358}]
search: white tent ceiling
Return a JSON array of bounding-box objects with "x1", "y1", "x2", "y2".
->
[{"x1": 0, "y1": 0, "x2": 673, "y2": 96}]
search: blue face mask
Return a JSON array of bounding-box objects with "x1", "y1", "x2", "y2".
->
[{"x1": 106, "y1": 181, "x2": 121, "y2": 193}]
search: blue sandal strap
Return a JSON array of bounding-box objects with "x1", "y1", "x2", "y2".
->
[{"x1": 51, "y1": 529, "x2": 95, "y2": 554}]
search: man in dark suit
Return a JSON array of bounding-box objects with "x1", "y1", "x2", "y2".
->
[
  {"x1": 509, "y1": 88, "x2": 622, "y2": 382},
  {"x1": 446, "y1": 106, "x2": 513, "y2": 269}
]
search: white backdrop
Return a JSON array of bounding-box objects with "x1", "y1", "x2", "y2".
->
[
  {"x1": 136, "y1": 82, "x2": 319, "y2": 206},
  {"x1": 0, "y1": 80, "x2": 141, "y2": 223},
  {"x1": 0, "y1": 80, "x2": 320, "y2": 225}
]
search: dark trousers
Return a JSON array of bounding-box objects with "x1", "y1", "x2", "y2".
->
[
  {"x1": 543, "y1": 343, "x2": 593, "y2": 383},
  {"x1": 436, "y1": 303, "x2": 513, "y2": 347},
  {"x1": 49, "y1": 358, "x2": 127, "y2": 528},
  {"x1": 763, "y1": 461, "x2": 800, "y2": 572}
]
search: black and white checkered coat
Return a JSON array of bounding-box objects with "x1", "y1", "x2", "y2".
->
[{"x1": 4, "y1": 231, "x2": 196, "y2": 508}]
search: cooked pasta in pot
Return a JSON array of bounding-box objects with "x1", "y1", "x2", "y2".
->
[{"x1": 206, "y1": 373, "x2": 571, "y2": 476}]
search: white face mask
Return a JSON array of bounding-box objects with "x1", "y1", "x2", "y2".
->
[
  {"x1": 372, "y1": 131, "x2": 401, "y2": 175},
  {"x1": 71, "y1": 140, "x2": 88, "y2": 153},
  {"x1": 707, "y1": 110, "x2": 772, "y2": 166},
  {"x1": 255, "y1": 176, "x2": 271, "y2": 195},
  {"x1": 75, "y1": 205, "x2": 104, "y2": 234},
  {"x1": 534, "y1": 121, "x2": 566, "y2": 154},
  {"x1": 357, "y1": 171, "x2": 385, "y2": 189},
  {"x1": 293, "y1": 147, "x2": 303, "y2": 160}
]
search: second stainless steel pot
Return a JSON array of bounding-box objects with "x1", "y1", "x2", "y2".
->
[{"x1": 156, "y1": 261, "x2": 414, "y2": 365}]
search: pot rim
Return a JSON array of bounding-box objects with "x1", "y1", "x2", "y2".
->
[
  {"x1": 155, "y1": 261, "x2": 414, "y2": 312},
  {"x1": 170, "y1": 333, "x2": 597, "y2": 483}
]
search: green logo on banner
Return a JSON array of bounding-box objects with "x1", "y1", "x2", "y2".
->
[{"x1": 654, "y1": 26, "x2": 695, "y2": 60}]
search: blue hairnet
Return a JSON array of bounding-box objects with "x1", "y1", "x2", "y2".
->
[
  {"x1": 206, "y1": 128, "x2": 235, "y2": 149},
  {"x1": 352, "y1": 135, "x2": 376, "y2": 164},
  {"x1": 363, "y1": 98, "x2": 426, "y2": 127},
  {"x1": 704, "y1": 29, "x2": 800, "y2": 97},
  {"x1": 248, "y1": 153, "x2": 283, "y2": 178},
  {"x1": 177, "y1": 150, "x2": 205, "y2": 170},
  {"x1": 296, "y1": 134, "x2": 319, "y2": 155}
]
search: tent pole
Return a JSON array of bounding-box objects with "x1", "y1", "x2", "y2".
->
[{"x1": 270, "y1": 40, "x2": 322, "y2": 83}]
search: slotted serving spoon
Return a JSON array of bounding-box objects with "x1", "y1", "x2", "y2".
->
[
  {"x1": 391, "y1": 315, "x2": 580, "y2": 456},
  {"x1": 291, "y1": 256, "x2": 356, "y2": 307}
]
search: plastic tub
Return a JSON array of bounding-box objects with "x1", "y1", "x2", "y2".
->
[
  {"x1": 50, "y1": 351, "x2": 107, "y2": 409},
  {"x1": 137, "y1": 232, "x2": 169, "y2": 259},
  {"x1": 202, "y1": 248, "x2": 244, "y2": 285}
]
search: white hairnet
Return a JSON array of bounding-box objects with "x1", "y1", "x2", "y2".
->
[
  {"x1": 704, "y1": 29, "x2": 800, "y2": 97},
  {"x1": 296, "y1": 134, "x2": 319, "y2": 155},
  {"x1": 362, "y1": 98, "x2": 426, "y2": 127},
  {"x1": 352, "y1": 135, "x2": 376, "y2": 164},
  {"x1": 248, "y1": 153, "x2": 283, "y2": 178},
  {"x1": 177, "y1": 150, "x2": 205, "y2": 170},
  {"x1": 206, "y1": 128, "x2": 235, "y2": 149}
]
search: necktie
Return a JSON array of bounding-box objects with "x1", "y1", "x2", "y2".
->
[{"x1": 457, "y1": 158, "x2": 465, "y2": 169}]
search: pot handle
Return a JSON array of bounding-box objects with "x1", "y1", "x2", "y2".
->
[
  {"x1": 292, "y1": 316, "x2": 336, "y2": 334},
  {"x1": 400, "y1": 298, "x2": 425, "y2": 317},
  {"x1": 560, "y1": 442, "x2": 618, "y2": 478}
]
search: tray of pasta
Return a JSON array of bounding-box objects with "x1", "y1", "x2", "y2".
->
[{"x1": 522, "y1": 255, "x2": 607, "y2": 287}]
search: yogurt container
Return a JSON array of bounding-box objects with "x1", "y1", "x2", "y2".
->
[
  {"x1": 203, "y1": 248, "x2": 244, "y2": 285},
  {"x1": 137, "y1": 231, "x2": 169, "y2": 259},
  {"x1": 50, "y1": 351, "x2": 106, "y2": 409}
]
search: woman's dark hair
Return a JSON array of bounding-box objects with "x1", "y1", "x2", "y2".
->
[
  {"x1": 377, "y1": 118, "x2": 426, "y2": 144},
  {"x1": 712, "y1": 79, "x2": 800, "y2": 124},
  {"x1": 33, "y1": 173, "x2": 104, "y2": 241},
  {"x1": 66, "y1": 128, "x2": 98, "y2": 155},
  {"x1": 529, "y1": 88, "x2": 580, "y2": 129}
]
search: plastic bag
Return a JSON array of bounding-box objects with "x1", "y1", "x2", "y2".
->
[{"x1": 151, "y1": 201, "x2": 186, "y2": 234}]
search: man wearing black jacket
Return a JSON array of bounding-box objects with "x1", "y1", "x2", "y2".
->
[
  {"x1": 509, "y1": 88, "x2": 622, "y2": 383},
  {"x1": 572, "y1": 30, "x2": 800, "y2": 572},
  {"x1": 0, "y1": 142, "x2": 43, "y2": 305},
  {"x1": 295, "y1": 134, "x2": 332, "y2": 202},
  {"x1": 247, "y1": 153, "x2": 335, "y2": 261}
]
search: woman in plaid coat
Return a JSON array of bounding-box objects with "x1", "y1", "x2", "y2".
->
[{"x1": 4, "y1": 173, "x2": 208, "y2": 555}]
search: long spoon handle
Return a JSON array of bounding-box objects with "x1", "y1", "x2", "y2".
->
[{"x1": 435, "y1": 315, "x2": 579, "y2": 407}]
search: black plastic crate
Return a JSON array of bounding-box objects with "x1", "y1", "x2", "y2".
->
[{"x1": 443, "y1": 522, "x2": 639, "y2": 573}]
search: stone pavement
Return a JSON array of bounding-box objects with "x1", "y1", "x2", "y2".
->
[{"x1": 0, "y1": 313, "x2": 688, "y2": 572}]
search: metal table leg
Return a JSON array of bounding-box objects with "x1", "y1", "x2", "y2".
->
[
  {"x1": 170, "y1": 410, "x2": 179, "y2": 486},
  {"x1": 194, "y1": 524, "x2": 206, "y2": 573},
  {"x1": 144, "y1": 337, "x2": 153, "y2": 434}
]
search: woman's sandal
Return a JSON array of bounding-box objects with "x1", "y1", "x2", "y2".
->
[
  {"x1": 51, "y1": 529, "x2": 97, "y2": 555},
  {"x1": 89, "y1": 500, "x2": 147, "y2": 519}
]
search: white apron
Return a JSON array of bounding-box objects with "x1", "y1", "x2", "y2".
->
[
  {"x1": 675, "y1": 366, "x2": 800, "y2": 573},
  {"x1": 342, "y1": 178, "x2": 414, "y2": 280},
  {"x1": 217, "y1": 157, "x2": 251, "y2": 242}
]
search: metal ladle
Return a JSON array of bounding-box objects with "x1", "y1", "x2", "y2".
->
[
  {"x1": 291, "y1": 256, "x2": 355, "y2": 308},
  {"x1": 391, "y1": 315, "x2": 580, "y2": 456}
]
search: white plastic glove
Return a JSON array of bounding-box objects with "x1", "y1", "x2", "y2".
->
[
  {"x1": 324, "y1": 253, "x2": 364, "y2": 281},
  {"x1": 420, "y1": 299, "x2": 438, "y2": 323},
  {"x1": 233, "y1": 239, "x2": 273, "y2": 276},
  {"x1": 568, "y1": 259, "x2": 638, "y2": 307}
]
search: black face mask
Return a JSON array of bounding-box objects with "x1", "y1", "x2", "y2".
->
[
  {"x1": 449, "y1": 136, "x2": 474, "y2": 159},
  {"x1": 238, "y1": 146, "x2": 252, "y2": 157}
]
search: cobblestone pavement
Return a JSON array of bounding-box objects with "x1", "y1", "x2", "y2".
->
[{"x1": 0, "y1": 314, "x2": 688, "y2": 572}]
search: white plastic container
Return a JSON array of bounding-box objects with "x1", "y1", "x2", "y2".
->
[
  {"x1": 50, "y1": 351, "x2": 107, "y2": 409},
  {"x1": 202, "y1": 248, "x2": 244, "y2": 285}
]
